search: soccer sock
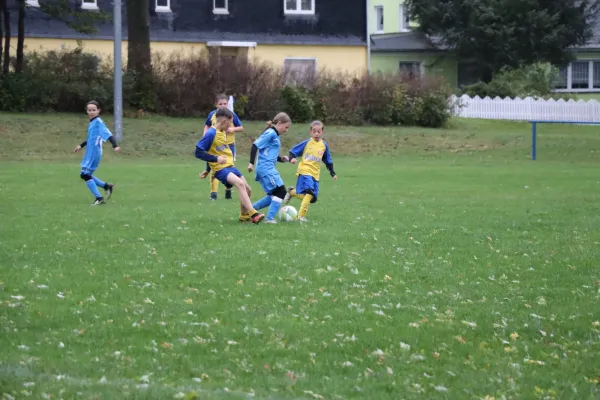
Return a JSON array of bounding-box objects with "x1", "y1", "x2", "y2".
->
[
  {"x1": 92, "y1": 176, "x2": 106, "y2": 189},
  {"x1": 299, "y1": 194, "x2": 313, "y2": 218},
  {"x1": 252, "y1": 195, "x2": 272, "y2": 211},
  {"x1": 85, "y1": 179, "x2": 102, "y2": 199},
  {"x1": 266, "y1": 196, "x2": 283, "y2": 220},
  {"x1": 210, "y1": 173, "x2": 219, "y2": 193},
  {"x1": 290, "y1": 189, "x2": 304, "y2": 199}
]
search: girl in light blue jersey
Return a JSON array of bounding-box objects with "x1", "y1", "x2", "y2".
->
[
  {"x1": 248, "y1": 112, "x2": 296, "y2": 224},
  {"x1": 74, "y1": 100, "x2": 120, "y2": 205}
]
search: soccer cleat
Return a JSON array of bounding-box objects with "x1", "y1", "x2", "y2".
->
[
  {"x1": 91, "y1": 198, "x2": 105, "y2": 206},
  {"x1": 251, "y1": 213, "x2": 265, "y2": 224},
  {"x1": 225, "y1": 189, "x2": 232, "y2": 200},
  {"x1": 210, "y1": 192, "x2": 217, "y2": 201},
  {"x1": 199, "y1": 170, "x2": 209, "y2": 179},
  {"x1": 264, "y1": 219, "x2": 277, "y2": 224},
  {"x1": 238, "y1": 213, "x2": 252, "y2": 223},
  {"x1": 298, "y1": 216, "x2": 308, "y2": 222},
  {"x1": 105, "y1": 184, "x2": 114, "y2": 200},
  {"x1": 283, "y1": 186, "x2": 294, "y2": 205}
]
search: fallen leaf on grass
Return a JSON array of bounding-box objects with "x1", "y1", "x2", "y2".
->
[
  {"x1": 455, "y1": 336, "x2": 467, "y2": 344},
  {"x1": 184, "y1": 299, "x2": 193, "y2": 304},
  {"x1": 510, "y1": 332, "x2": 520, "y2": 340},
  {"x1": 161, "y1": 342, "x2": 173, "y2": 349}
]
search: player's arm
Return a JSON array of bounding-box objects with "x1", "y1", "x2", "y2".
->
[
  {"x1": 74, "y1": 139, "x2": 87, "y2": 152},
  {"x1": 288, "y1": 140, "x2": 308, "y2": 162},
  {"x1": 203, "y1": 112, "x2": 214, "y2": 135},
  {"x1": 195, "y1": 129, "x2": 220, "y2": 163},
  {"x1": 232, "y1": 113, "x2": 244, "y2": 133},
  {"x1": 323, "y1": 143, "x2": 336, "y2": 178}
]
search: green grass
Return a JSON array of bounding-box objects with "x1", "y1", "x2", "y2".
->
[
  {"x1": 575, "y1": 93, "x2": 600, "y2": 102},
  {"x1": 1, "y1": 113, "x2": 600, "y2": 399}
]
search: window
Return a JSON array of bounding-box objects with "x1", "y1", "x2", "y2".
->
[
  {"x1": 284, "y1": 0, "x2": 315, "y2": 15},
  {"x1": 399, "y1": 61, "x2": 422, "y2": 78},
  {"x1": 399, "y1": 3, "x2": 410, "y2": 31},
  {"x1": 156, "y1": 0, "x2": 170, "y2": 12},
  {"x1": 553, "y1": 60, "x2": 599, "y2": 92},
  {"x1": 26, "y1": 0, "x2": 40, "y2": 7},
  {"x1": 213, "y1": 0, "x2": 228, "y2": 14},
  {"x1": 374, "y1": 6, "x2": 384, "y2": 33},
  {"x1": 81, "y1": 0, "x2": 98, "y2": 10},
  {"x1": 283, "y1": 58, "x2": 317, "y2": 85}
]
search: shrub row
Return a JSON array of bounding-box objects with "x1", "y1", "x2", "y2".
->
[{"x1": 0, "y1": 47, "x2": 455, "y2": 127}]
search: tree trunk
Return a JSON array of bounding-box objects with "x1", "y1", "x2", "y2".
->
[
  {"x1": 126, "y1": 0, "x2": 155, "y2": 109},
  {"x1": 16, "y1": 0, "x2": 24, "y2": 72},
  {"x1": 1, "y1": 0, "x2": 9, "y2": 74}
]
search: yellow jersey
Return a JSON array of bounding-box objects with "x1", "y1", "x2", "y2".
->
[
  {"x1": 195, "y1": 127, "x2": 234, "y2": 173},
  {"x1": 289, "y1": 138, "x2": 334, "y2": 181},
  {"x1": 205, "y1": 109, "x2": 242, "y2": 145}
]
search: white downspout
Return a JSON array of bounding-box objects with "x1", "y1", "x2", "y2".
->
[{"x1": 366, "y1": 0, "x2": 371, "y2": 74}]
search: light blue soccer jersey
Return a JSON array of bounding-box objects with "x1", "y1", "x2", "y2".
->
[
  {"x1": 253, "y1": 128, "x2": 281, "y2": 177},
  {"x1": 80, "y1": 117, "x2": 113, "y2": 173}
]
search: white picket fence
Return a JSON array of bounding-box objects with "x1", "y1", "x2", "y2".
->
[{"x1": 450, "y1": 94, "x2": 600, "y2": 122}]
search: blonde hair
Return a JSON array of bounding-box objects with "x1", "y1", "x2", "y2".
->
[
  {"x1": 311, "y1": 120, "x2": 324, "y2": 129},
  {"x1": 266, "y1": 112, "x2": 292, "y2": 128}
]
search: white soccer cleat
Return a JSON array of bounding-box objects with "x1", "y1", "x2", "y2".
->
[
  {"x1": 298, "y1": 216, "x2": 308, "y2": 222},
  {"x1": 264, "y1": 219, "x2": 277, "y2": 224}
]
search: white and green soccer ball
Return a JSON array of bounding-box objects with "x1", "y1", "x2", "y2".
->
[{"x1": 277, "y1": 205, "x2": 298, "y2": 222}]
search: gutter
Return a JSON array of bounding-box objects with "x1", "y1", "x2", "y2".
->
[{"x1": 366, "y1": 0, "x2": 371, "y2": 73}]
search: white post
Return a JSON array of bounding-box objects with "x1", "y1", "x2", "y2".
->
[{"x1": 113, "y1": 0, "x2": 123, "y2": 142}]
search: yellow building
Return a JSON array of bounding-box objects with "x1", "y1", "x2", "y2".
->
[{"x1": 21, "y1": 0, "x2": 368, "y2": 79}]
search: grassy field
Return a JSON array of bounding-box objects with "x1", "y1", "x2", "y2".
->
[{"x1": 1, "y1": 113, "x2": 599, "y2": 399}]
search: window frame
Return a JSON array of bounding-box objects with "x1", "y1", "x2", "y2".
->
[
  {"x1": 213, "y1": 0, "x2": 229, "y2": 14},
  {"x1": 399, "y1": 61, "x2": 424, "y2": 78},
  {"x1": 26, "y1": 0, "x2": 40, "y2": 7},
  {"x1": 283, "y1": 57, "x2": 318, "y2": 86},
  {"x1": 81, "y1": 0, "x2": 99, "y2": 10},
  {"x1": 284, "y1": 0, "x2": 315, "y2": 16},
  {"x1": 374, "y1": 5, "x2": 384, "y2": 33},
  {"x1": 553, "y1": 60, "x2": 599, "y2": 92},
  {"x1": 399, "y1": 3, "x2": 410, "y2": 32},
  {"x1": 155, "y1": 0, "x2": 171, "y2": 13}
]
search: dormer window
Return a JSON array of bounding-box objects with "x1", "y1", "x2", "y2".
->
[
  {"x1": 81, "y1": 0, "x2": 98, "y2": 10},
  {"x1": 284, "y1": 0, "x2": 315, "y2": 15},
  {"x1": 213, "y1": 0, "x2": 229, "y2": 14},
  {"x1": 156, "y1": 0, "x2": 171, "y2": 13}
]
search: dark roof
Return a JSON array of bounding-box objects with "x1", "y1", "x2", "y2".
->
[
  {"x1": 370, "y1": 31, "x2": 444, "y2": 52},
  {"x1": 10, "y1": 0, "x2": 366, "y2": 46},
  {"x1": 371, "y1": 17, "x2": 600, "y2": 53}
]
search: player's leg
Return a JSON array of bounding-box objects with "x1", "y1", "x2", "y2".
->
[
  {"x1": 296, "y1": 176, "x2": 318, "y2": 221},
  {"x1": 284, "y1": 175, "x2": 306, "y2": 205},
  {"x1": 265, "y1": 175, "x2": 286, "y2": 223},
  {"x1": 91, "y1": 175, "x2": 114, "y2": 200},
  {"x1": 199, "y1": 162, "x2": 211, "y2": 179},
  {"x1": 224, "y1": 170, "x2": 264, "y2": 224},
  {"x1": 225, "y1": 144, "x2": 235, "y2": 200},
  {"x1": 210, "y1": 171, "x2": 219, "y2": 200},
  {"x1": 80, "y1": 169, "x2": 104, "y2": 205}
]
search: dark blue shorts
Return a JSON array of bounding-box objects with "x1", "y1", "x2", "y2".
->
[
  {"x1": 214, "y1": 166, "x2": 242, "y2": 188},
  {"x1": 296, "y1": 174, "x2": 320, "y2": 199}
]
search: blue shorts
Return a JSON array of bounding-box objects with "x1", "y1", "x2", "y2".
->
[
  {"x1": 214, "y1": 166, "x2": 242, "y2": 188},
  {"x1": 80, "y1": 166, "x2": 96, "y2": 176},
  {"x1": 256, "y1": 172, "x2": 284, "y2": 195},
  {"x1": 296, "y1": 174, "x2": 320, "y2": 199}
]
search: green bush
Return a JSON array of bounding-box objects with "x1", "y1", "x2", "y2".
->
[
  {"x1": 280, "y1": 85, "x2": 315, "y2": 123},
  {"x1": 462, "y1": 62, "x2": 561, "y2": 99},
  {"x1": 1, "y1": 47, "x2": 455, "y2": 128}
]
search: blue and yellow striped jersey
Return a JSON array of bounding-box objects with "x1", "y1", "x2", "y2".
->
[
  {"x1": 289, "y1": 138, "x2": 334, "y2": 181},
  {"x1": 195, "y1": 127, "x2": 234, "y2": 172},
  {"x1": 205, "y1": 109, "x2": 242, "y2": 145}
]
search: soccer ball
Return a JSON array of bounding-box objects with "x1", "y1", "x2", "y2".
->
[{"x1": 277, "y1": 205, "x2": 298, "y2": 222}]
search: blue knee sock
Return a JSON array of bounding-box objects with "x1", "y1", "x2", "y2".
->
[
  {"x1": 92, "y1": 176, "x2": 106, "y2": 189},
  {"x1": 266, "y1": 196, "x2": 283, "y2": 220},
  {"x1": 85, "y1": 180, "x2": 102, "y2": 199},
  {"x1": 252, "y1": 195, "x2": 272, "y2": 211}
]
